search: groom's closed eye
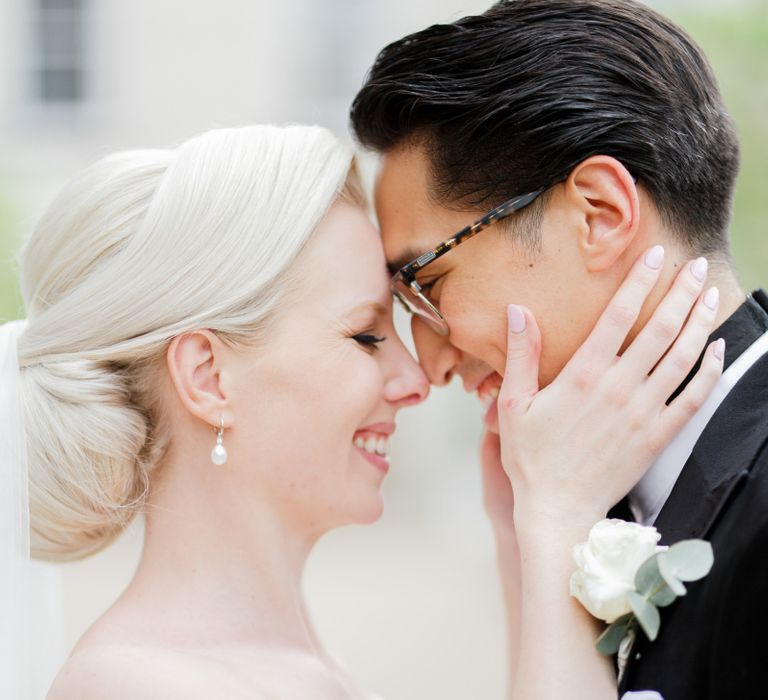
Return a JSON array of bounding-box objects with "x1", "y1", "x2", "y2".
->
[
  {"x1": 417, "y1": 274, "x2": 446, "y2": 300},
  {"x1": 418, "y1": 279, "x2": 437, "y2": 294}
]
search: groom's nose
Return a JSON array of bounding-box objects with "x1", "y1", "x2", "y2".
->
[{"x1": 411, "y1": 315, "x2": 461, "y2": 387}]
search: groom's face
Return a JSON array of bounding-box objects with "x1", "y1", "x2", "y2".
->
[{"x1": 375, "y1": 145, "x2": 619, "y2": 408}]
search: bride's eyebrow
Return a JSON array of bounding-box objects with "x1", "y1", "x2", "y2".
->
[
  {"x1": 337, "y1": 302, "x2": 386, "y2": 334},
  {"x1": 345, "y1": 300, "x2": 388, "y2": 318}
]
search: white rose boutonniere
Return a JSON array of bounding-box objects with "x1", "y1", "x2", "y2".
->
[
  {"x1": 570, "y1": 519, "x2": 715, "y2": 658},
  {"x1": 570, "y1": 519, "x2": 667, "y2": 623}
]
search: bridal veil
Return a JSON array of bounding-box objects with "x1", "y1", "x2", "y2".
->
[{"x1": 1, "y1": 320, "x2": 64, "y2": 700}]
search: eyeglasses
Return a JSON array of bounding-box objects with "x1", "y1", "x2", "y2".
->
[{"x1": 391, "y1": 186, "x2": 549, "y2": 336}]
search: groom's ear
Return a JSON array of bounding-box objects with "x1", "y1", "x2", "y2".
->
[{"x1": 564, "y1": 156, "x2": 640, "y2": 272}]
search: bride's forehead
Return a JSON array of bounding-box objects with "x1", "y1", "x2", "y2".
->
[
  {"x1": 306, "y1": 205, "x2": 383, "y2": 267},
  {"x1": 292, "y1": 206, "x2": 389, "y2": 304}
]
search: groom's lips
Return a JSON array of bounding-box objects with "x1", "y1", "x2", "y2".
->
[
  {"x1": 465, "y1": 370, "x2": 503, "y2": 395},
  {"x1": 470, "y1": 372, "x2": 503, "y2": 434},
  {"x1": 461, "y1": 369, "x2": 504, "y2": 434},
  {"x1": 484, "y1": 400, "x2": 500, "y2": 433},
  {"x1": 476, "y1": 372, "x2": 503, "y2": 397}
]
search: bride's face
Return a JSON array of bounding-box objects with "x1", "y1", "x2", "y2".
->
[{"x1": 227, "y1": 200, "x2": 429, "y2": 531}]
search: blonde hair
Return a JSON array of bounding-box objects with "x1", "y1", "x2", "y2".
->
[{"x1": 17, "y1": 125, "x2": 365, "y2": 562}]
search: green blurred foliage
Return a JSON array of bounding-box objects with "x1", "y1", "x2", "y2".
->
[
  {"x1": 0, "y1": 5, "x2": 765, "y2": 322},
  {"x1": 0, "y1": 186, "x2": 23, "y2": 321},
  {"x1": 666, "y1": 4, "x2": 768, "y2": 291}
]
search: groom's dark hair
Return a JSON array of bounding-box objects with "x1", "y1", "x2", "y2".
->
[{"x1": 350, "y1": 0, "x2": 740, "y2": 256}]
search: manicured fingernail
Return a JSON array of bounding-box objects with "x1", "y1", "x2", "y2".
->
[
  {"x1": 703, "y1": 287, "x2": 719, "y2": 311},
  {"x1": 508, "y1": 304, "x2": 526, "y2": 334},
  {"x1": 644, "y1": 245, "x2": 665, "y2": 270},
  {"x1": 691, "y1": 257, "x2": 708, "y2": 282},
  {"x1": 714, "y1": 338, "x2": 725, "y2": 360}
]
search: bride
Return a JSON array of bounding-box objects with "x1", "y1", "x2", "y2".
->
[{"x1": 2, "y1": 124, "x2": 722, "y2": 699}]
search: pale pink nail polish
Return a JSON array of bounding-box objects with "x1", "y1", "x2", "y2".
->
[
  {"x1": 645, "y1": 245, "x2": 665, "y2": 270},
  {"x1": 703, "y1": 287, "x2": 719, "y2": 311},
  {"x1": 508, "y1": 304, "x2": 526, "y2": 334},
  {"x1": 714, "y1": 338, "x2": 725, "y2": 361},
  {"x1": 691, "y1": 257, "x2": 708, "y2": 282}
]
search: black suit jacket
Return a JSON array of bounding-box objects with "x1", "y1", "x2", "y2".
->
[{"x1": 619, "y1": 344, "x2": 768, "y2": 698}]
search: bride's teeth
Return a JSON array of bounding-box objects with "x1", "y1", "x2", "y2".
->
[
  {"x1": 489, "y1": 387, "x2": 500, "y2": 399},
  {"x1": 355, "y1": 433, "x2": 391, "y2": 458}
]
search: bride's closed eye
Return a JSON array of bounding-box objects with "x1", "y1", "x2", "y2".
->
[{"x1": 353, "y1": 332, "x2": 387, "y2": 351}]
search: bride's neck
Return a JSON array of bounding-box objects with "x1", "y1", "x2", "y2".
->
[{"x1": 122, "y1": 452, "x2": 324, "y2": 652}]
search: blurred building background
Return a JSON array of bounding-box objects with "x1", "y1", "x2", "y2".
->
[{"x1": 0, "y1": 1, "x2": 765, "y2": 699}]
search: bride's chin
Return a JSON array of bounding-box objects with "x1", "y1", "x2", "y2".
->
[{"x1": 347, "y1": 493, "x2": 385, "y2": 526}]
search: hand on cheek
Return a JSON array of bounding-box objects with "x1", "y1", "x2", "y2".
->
[{"x1": 496, "y1": 246, "x2": 724, "y2": 536}]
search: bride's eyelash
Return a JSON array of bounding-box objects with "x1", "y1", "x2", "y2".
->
[{"x1": 353, "y1": 333, "x2": 387, "y2": 350}]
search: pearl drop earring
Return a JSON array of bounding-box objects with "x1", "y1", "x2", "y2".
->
[{"x1": 211, "y1": 416, "x2": 228, "y2": 466}]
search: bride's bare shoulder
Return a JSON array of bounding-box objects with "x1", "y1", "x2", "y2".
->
[{"x1": 46, "y1": 644, "x2": 253, "y2": 700}]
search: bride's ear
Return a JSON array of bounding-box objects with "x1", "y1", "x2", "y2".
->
[
  {"x1": 166, "y1": 330, "x2": 233, "y2": 427},
  {"x1": 565, "y1": 155, "x2": 641, "y2": 272}
]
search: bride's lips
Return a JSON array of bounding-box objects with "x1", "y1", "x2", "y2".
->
[{"x1": 353, "y1": 422, "x2": 395, "y2": 474}]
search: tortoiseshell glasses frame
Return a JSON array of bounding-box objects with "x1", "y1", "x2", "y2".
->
[{"x1": 391, "y1": 186, "x2": 548, "y2": 336}]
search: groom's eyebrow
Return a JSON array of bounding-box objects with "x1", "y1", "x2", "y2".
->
[{"x1": 387, "y1": 248, "x2": 426, "y2": 275}]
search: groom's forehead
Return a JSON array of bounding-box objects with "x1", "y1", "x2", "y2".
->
[
  {"x1": 374, "y1": 147, "x2": 464, "y2": 267},
  {"x1": 374, "y1": 146, "x2": 432, "y2": 220}
]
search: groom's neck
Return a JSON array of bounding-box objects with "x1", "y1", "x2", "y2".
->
[{"x1": 627, "y1": 247, "x2": 745, "y2": 351}]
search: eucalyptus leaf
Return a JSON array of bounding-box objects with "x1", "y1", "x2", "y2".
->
[
  {"x1": 612, "y1": 613, "x2": 634, "y2": 627},
  {"x1": 649, "y1": 583, "x2": 677, "y2": 608},
  {"x1": 636, "y1": 553, "x2": 678, "y2": 606},
  {"x1": 635, "y1": 554, "x2": 664, "y2": 596},
  {"x1": 658, "y1": 553, "x2": 688, "y2": 597},
  {"x1": 596, "y1": 620, "x2": 630, "y2": 655},
  {"x1": 663, "y1": 539, "x2": 715, "y2": 582},
  {"x1": 627, "y1": 590, "x2": 661, "y2": 641}
]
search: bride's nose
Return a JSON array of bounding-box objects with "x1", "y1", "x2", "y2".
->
[{"x1": 384, "y1": 342, "x2": 430, "y2": 407}]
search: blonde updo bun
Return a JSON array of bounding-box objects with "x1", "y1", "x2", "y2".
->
[{"x1": 17, "y1": 125, "x2": 364, "y2": 561}]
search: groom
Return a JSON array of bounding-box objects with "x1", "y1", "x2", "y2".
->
[{"x1": 350, "y1": 0, "x2": 767, "y2": 697}]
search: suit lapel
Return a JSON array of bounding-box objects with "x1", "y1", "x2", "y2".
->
[
  {"x1": 669, "y1": 294, "x2": 768, "y2": 402},
  {"x1": 652, "y1": 350, "x2": 768, "y2": 543},
  {"x1": 608, "y1": 290, "x2": 768, "y2": 524},
  {"x1": 616, "y1": 293, "x2": 768, "y2": 690},
  {"x1": 618, "y1": 351, "x2": 768, "y2": 692}
]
